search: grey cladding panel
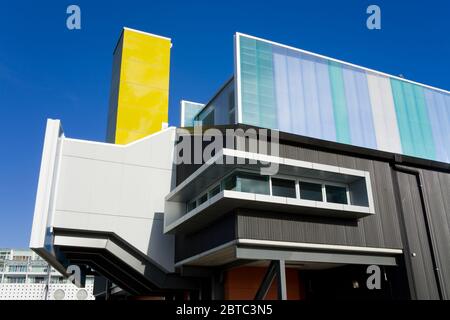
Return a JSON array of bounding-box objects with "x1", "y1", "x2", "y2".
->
[
  {"x1": 266, "y1": 144, "x2": 404, "y2": 249},
  {"x1": 421, "y1": 170, "x2": 450, "y2": 299},
  {"x1": 396, "y1": 171, "x2": 440, "y2": 299}
]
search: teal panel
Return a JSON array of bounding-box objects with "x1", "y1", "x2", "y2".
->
[
  {"x1": 413, "y1": 85, "x2": 435, "y2": 159},
  {"x1": 390, "y1": 79, "x2": 435, "y2": 159},
  {"x1": 240, "y1": 36, "x2": 277, "y2": 129},
  {"x1": 328, "y1": 61, "x2": 351, "y2": 144}
]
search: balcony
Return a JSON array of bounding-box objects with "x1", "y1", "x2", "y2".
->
[{"x1": 165, "y1": 149, "x2": 375, "y2": 234}]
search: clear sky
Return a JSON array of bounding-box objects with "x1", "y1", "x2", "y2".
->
[{"x1": 0, "y1": 0, "x2": 449, "y2": 248}]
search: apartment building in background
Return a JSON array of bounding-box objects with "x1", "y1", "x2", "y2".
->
[
  {"x1": 29, "y1": 28, "x2": 450, "y2": 300},
  {"x1": 0, "y1": 248, "x2": 94, "y2": 300}
]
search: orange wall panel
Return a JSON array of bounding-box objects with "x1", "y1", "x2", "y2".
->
[{"x1": 224, "y1": 266, "x2": 304, "y2": 300}]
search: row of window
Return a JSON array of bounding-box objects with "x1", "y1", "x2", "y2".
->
[
  {"x1": 1, "y1": 276, "x2": 96, "y2": 285},
  {"x1": 186, "y1": 171, "x2": 350, "y2": 212},
  {"x1": 6, "y1": 265, "x2": 28, "y2": 273},
  {"x1": 1, "y1": 266, "x2": 48, "y2": 273}
]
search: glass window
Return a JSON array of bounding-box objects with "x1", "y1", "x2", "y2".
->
[
  {"x1": 187, "y1": 200, "x2": 196, "y2": 212},
  {"x1": 223, "y1": 174, "x2": 237, "y2": 191},
  {"x1": 30, "y1": 277, "x2": 45, "y2": 284},
  {"x1": 198, "y1": 193, "x2": 208, "y2": 205},
  {"x1": 272, "y1": 178, "x2": 296, "y2": 198},
  {"x1": 223, "y1": 172, "x2": 270, "y2": 195},
  {"x1": 326, "y1": 185, "x2": 348, "y2": 204},
  {"x1": 7, "y1": 277, "x2": 25, "y2": 284},
  {"x1": 8, "y1": 265, "x2": 27, "y2": 272},
  {"x1": 202, "y1": 111, "x2": 215, "y2": 126},
  {"x1": 31, "y1": 265, "x2": 47, "y2": 273},
  {"x1": 299, "y1": 181, "x2": 323, "y2": 201},
  {"x1": 236, "y1": 173, "x2": 269, "y2": 195},
  {"x1": 209, "y1": 185, "x2": 221, "y2": 198}
]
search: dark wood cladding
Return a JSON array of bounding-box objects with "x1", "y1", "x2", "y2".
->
[
  {"x1": 236, "y1": 144, "x2": 403, "y2": 249},
  {"x1": 394, "y1": 168, "x2": 450, "y2": 299},
  {"x1": 174, "y1": 125, "x2": 450, "y2": 299},
  {"x1": 175, "y1": 214, "x2": 236, "y2": 263}
]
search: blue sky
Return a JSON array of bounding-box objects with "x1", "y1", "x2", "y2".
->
[{"x1": 0, "y1": 0, "x2": 449, "y2": 248}]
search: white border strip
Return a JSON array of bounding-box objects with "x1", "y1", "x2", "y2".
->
[
  {"x1": 180, "y1": 100, "x2": 205, "y2": 127},
  {"x1": 174, "y1": 240, "x2": 237, "y2": 267},
  {"x1": 123, "y1": 27, "x2": 171, "y2": 41},
  {"x1": 175, "y1": 239, "x2": 403, "y2": 267},
  {"x1": 236, "y1": 32, "x2": 450, "y2": 95},
  {"x1": 234, "y1": 34, "x2": 243, "y2": 123},
  {"x1": 165, "y1": 148, "x2": 367, "y2": 201},
  {"x1": 237, "y1": 239, "x2": 403, "y2": 255}
]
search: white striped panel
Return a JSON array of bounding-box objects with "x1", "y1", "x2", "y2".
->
[{"x1": 366, "y1": 72, "x2": 402, "y2": 154}]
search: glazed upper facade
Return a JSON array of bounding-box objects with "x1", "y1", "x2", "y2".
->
[{"x1": 185, "y1": 33, "x2": 450, "y2": 164}]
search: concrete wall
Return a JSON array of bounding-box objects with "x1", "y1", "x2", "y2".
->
[{"x1": 31, "y1": 120, "x2": 178, "y2": 273}]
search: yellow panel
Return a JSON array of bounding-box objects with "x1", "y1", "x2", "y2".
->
[{"x1": 108, "y1": 28, "x2": 171, "y2": 145}]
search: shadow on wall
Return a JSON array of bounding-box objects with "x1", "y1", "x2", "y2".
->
[{"x1": 146, "y1": 212, "x2": 175, "y2": 273}]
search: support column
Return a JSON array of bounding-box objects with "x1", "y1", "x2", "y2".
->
[
  {"x1": 275, "y1": 260, "x2": 287, "y2": 300},
  {"x1": 254, "y1": 260, "x2": 287, "y2": 300}
]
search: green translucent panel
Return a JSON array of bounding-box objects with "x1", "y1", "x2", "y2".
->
[
  {"x1": 391, "y1": 79, "x2": 435, "y2": 159},
  {"x1": 239, "y1": 36, "x2": 277, "y2": 129},
  {"x1": 413, "y1": 86, "x2": 435, "y2": 158},
  {"x1": 328, "y1": 61, "x2": 351, "y2": 144}
]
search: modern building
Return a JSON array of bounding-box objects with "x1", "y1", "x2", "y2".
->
[
  {"x1": 30, "y1": 27, "x2": 450, "y2": 300},
  {"x1": 0, "y1": 248, "x2": 94, "y2": 300}
]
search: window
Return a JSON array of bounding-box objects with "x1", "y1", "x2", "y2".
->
[
  {"x1": 236, "y1": 173, "x2": 269, "y2": 195},
  {"x1": 51, "y1": 277, "x2": 65, "y2": 284},
  {"x1": 31, "y1": 265, "x2": 47, "y2": 273},
  {"x1": 272, "y1": 178, "x2": 296, "y2": 198},
  {"x1": 326, "y1": 185, "x2": 348, "y2": 204},
  {"x1": 223, "y1": 174, "x2": 237, "y2": 191},
  {"x1": 184, "y1": 170, "x2": 359, "y2": 215},
  {"x1": 299, "y1": 181, "x2": 323, "y2": 201},
  {"x1": 198, "y1": 193, "x2": 208, "y2": 206},
  {"x1": 187, "y1": 200, "x2": 196, "y2": 212},
  {"x1": 209, "y1": 185, "x2": 221, "y2": 198},
  {"x1": 202, "y1": 111, "x2": 215, "y2": 126},
  {"x1": 6, "y1": 277, "x2": 26, "y2": 284},
  {"x1": 8, "y1": 265, "x2": 27, "y2": 272},
  {"x1": 13, "y1": 256, "x2": 29, "y2": 262},
  {"x1": 30, "y1": 277, "x2": 45, "y2": 284}
]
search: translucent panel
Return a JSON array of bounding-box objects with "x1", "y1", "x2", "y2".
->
[
  {"x1": 424, "y1": 89, "x2": 450, "y2": 163},
  {"x1": 240, "y1": 36, "x2": 277, "y2": 129},
  {"x1": 181, "y1": 101, "x2": 204, "y2": 127},
  {"x1": 391, "y1": 79, "x2": 436, "y2": 159},
  {"x1": 325, "y1": 185, "x2": 348, "y2": 204},
  {"x1": 299, "y1": 181, "x2": 323, "y2": 201},
  {"x1": 341, "y1": 65, "x2": 377, "y2": 149},
  {"x1": 272, "y1": 178, "x2": 296, "y2": 198},
  {"x1": 366, "y1": 72, "x2": 402, "y2": 154},
  {"x1": 329, "y1": 61, "x2": 351, "y2": 144},
  {"x1": 236, "y1": 33, "x2": 450, "y2": 164}
]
